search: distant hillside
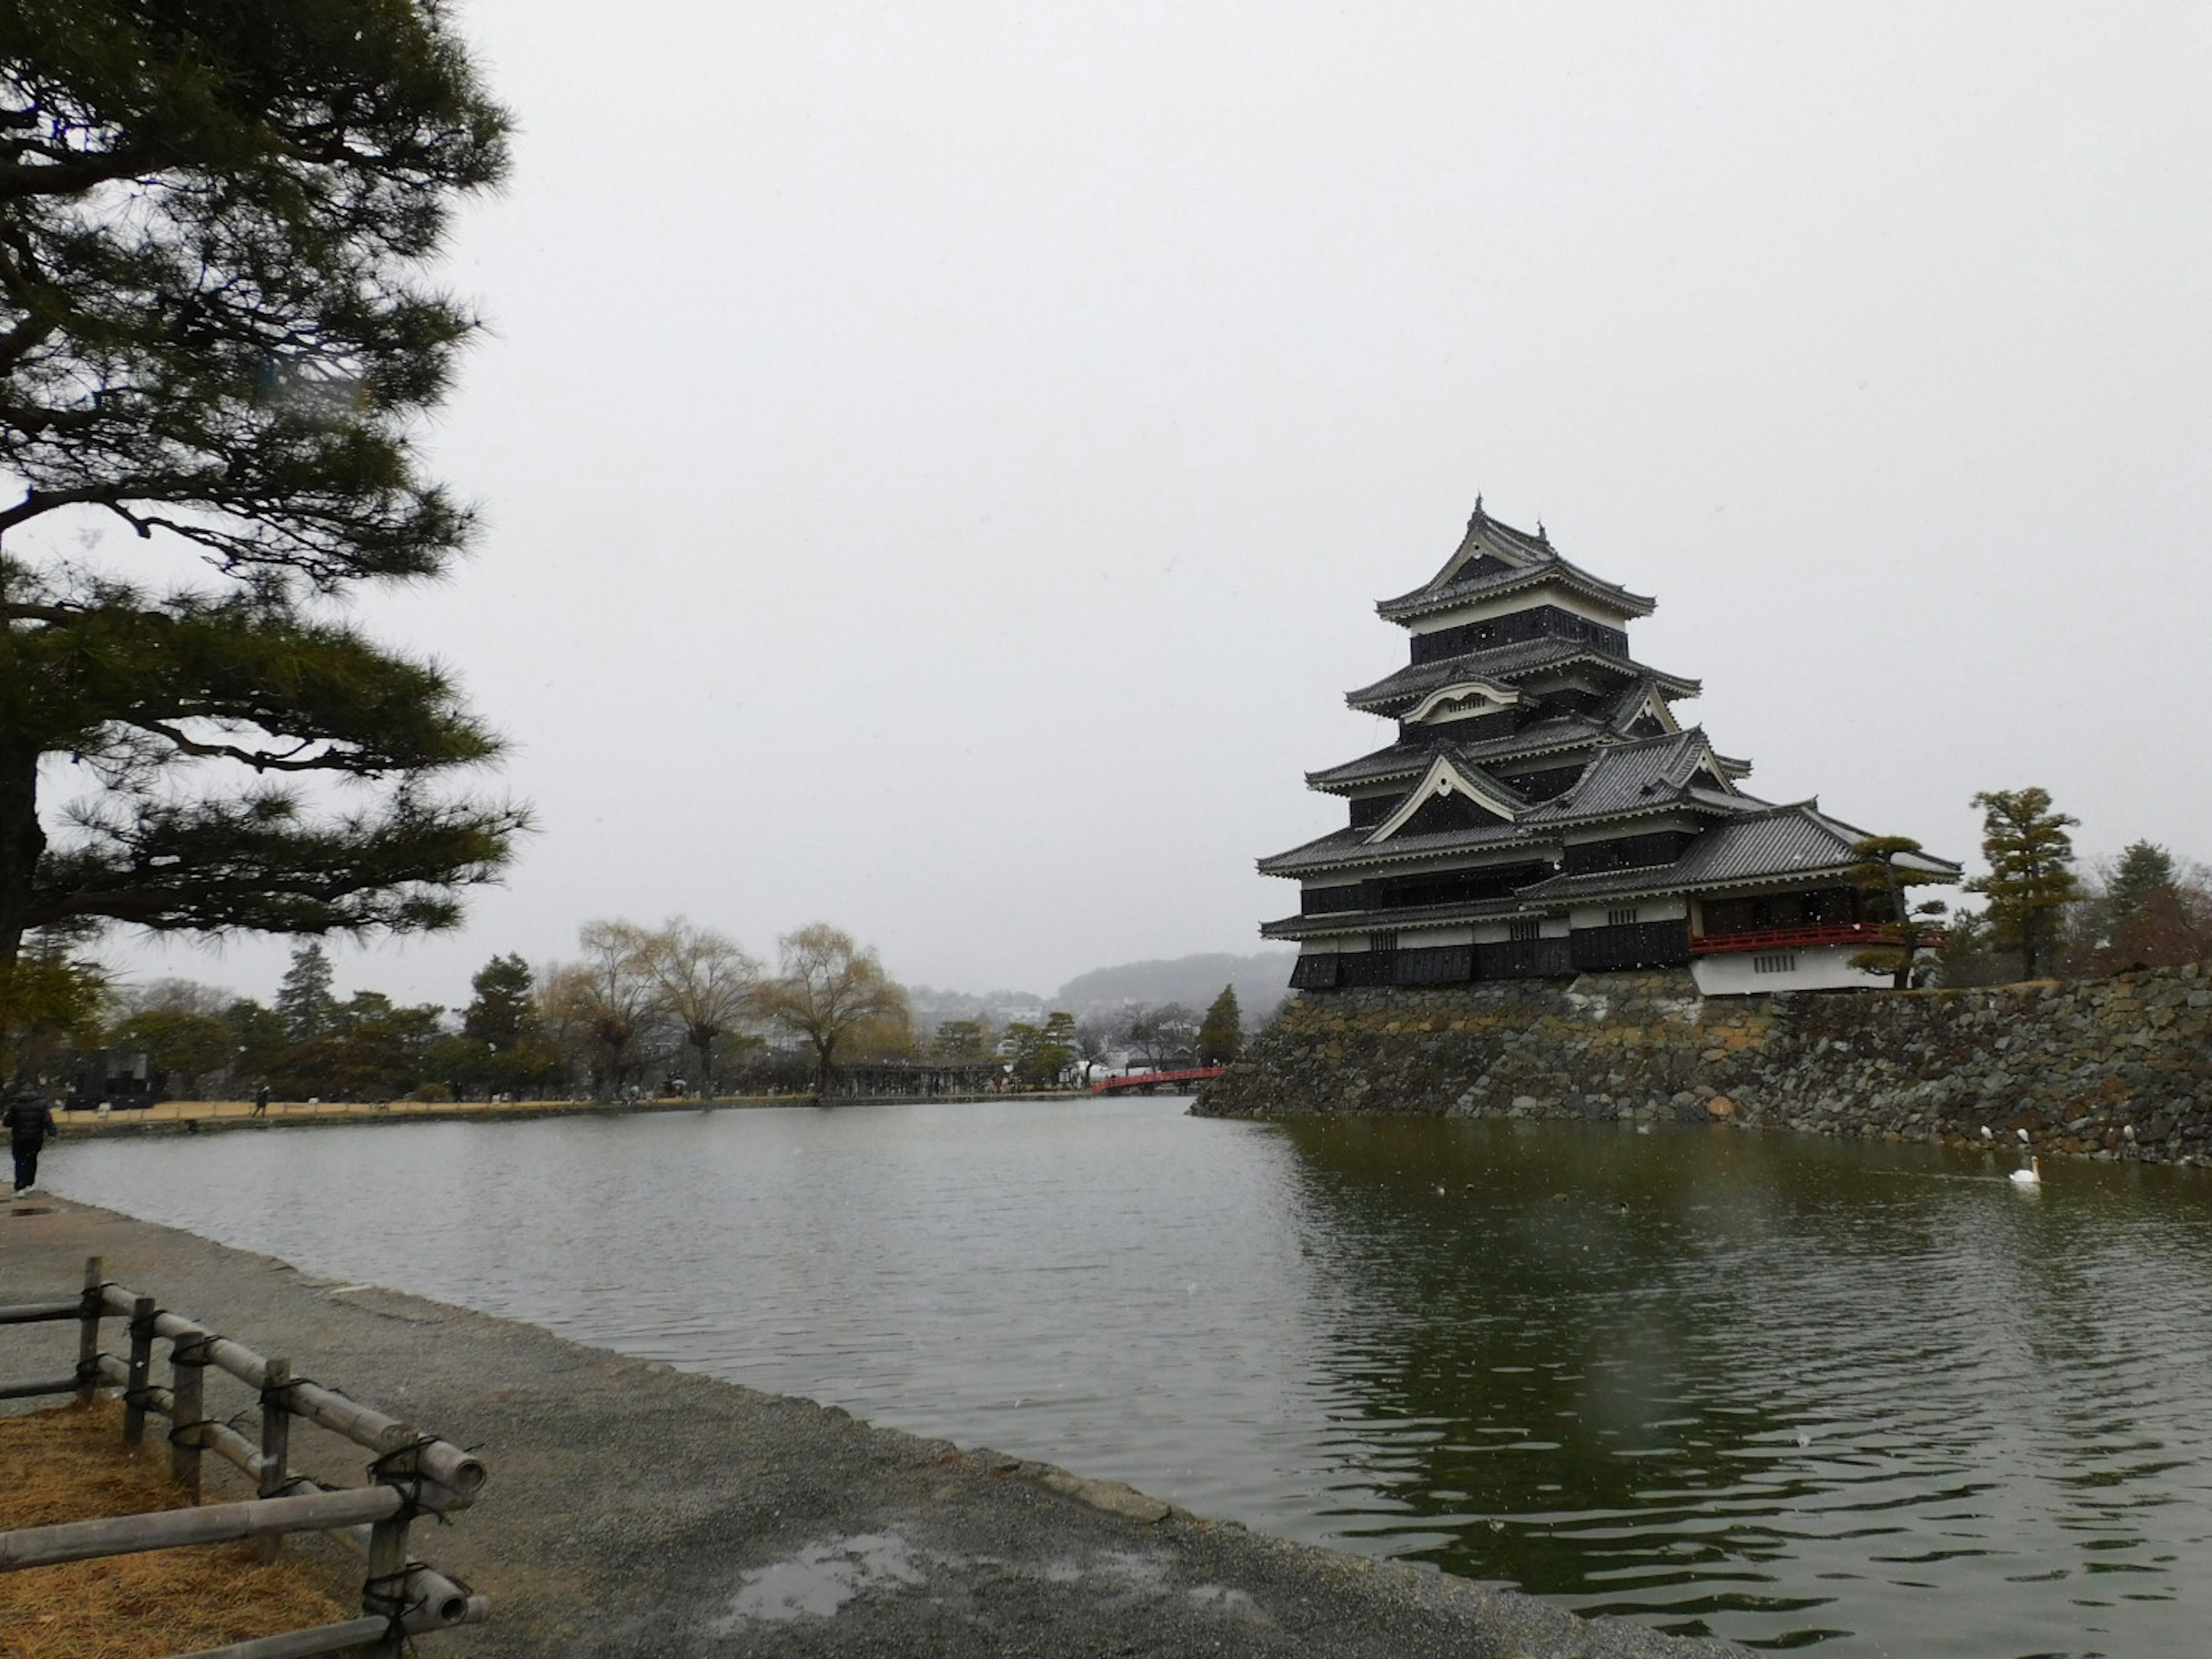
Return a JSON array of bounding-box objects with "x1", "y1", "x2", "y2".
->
[{"x1": 1055, "y1": 951, "x2": 1297, "y2": 1022}]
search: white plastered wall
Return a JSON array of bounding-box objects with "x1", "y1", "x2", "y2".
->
[
  {"x1": 1569, "y1": 895, "x2": 1688, "y2": 930},
  {"x1": 1692, "y1": 945, "x2": 1883, "y2": 996}
]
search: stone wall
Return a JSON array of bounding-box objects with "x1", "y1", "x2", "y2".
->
[{"x1": 1194, "y1": 965, "x2": 2212, "y2": 1166}]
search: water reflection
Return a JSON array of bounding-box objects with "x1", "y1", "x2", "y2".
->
[
  {"x1": 1271, "y1": 1120, "x2": 2212, "y2": 1653},
  {"x1": 50, "y1": 1102, "x2": 2212, "y2": 1657}
]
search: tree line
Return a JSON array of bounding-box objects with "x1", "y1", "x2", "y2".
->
[
  {"x1": 926, "y1": 988, "x2": 1246, "y2": 1089},
  {"x1": 13, "y1": 922, "x2": 1250, "y2": 1106},
  {"x1": 1851, "y1": 787, "x2": 2212, "y2": 987},
  {"x1": 19, "y1": 919, "x2": 897, "y2": 1105}
]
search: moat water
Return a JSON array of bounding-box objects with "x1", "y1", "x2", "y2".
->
[{"x1": 53, "y1": 1097, "x2": 2212, "y2": 1657}]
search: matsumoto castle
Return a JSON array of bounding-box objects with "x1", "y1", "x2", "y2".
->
[{"x1": 1262, "y1": 503, "x2": 1959, "y2": 997}]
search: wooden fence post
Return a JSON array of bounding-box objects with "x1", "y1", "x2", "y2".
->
[
  {"x1": 122, "y1": 1295, "x2": 156, "y2": 1446},
  {"x1": 169, "y1": 1331, "x2": 207, "y2": 1498},
  {"x1": 256, "y1": 1358, "x2": 292, "y2": 1562},
  {"x1": 362, "y1": 1427, "x2": 419, "y2": 1658},
  {"x1": 75, "y1": 1256, "x2": 103, "y2": 1404}
]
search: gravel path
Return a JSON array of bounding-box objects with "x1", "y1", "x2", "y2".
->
[{"x1": 2, "y1": 1195, "x2": 1747, "y2": 1658}]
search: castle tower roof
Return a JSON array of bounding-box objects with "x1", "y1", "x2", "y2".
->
[{"x1": 1375, "y1": 503, "x2": 1656, "y2": 625}]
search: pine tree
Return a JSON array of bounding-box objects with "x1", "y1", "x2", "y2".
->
[
  {"x1": 462, "y1": 955, "x2": 537, "y2": 1051},
  {"x1": 275, "y1": 941, "x2": 336, "y2": 1041},
  {"x1": 1964, "y1": 787, "x2": 2081, "y2": 979},
  {"x1": 2105, "y1": 842, "x2": 2178, "y2": 931},
  {"x1": 1844, "y1": 836, "x2": 1951, "y2": 988},
  {"x1": 2077, "y1": 840, "x2": 2212, "y2": 972},
  {"x1": 0, "y1": 941, "x2": 105, "y2": 1081},
  {"x1": 1197, "y1": 985, "x2": 1243, "y2": 1065},
  {"x1": 1, "y1": 2, "x2": 527, "y2": 968}
]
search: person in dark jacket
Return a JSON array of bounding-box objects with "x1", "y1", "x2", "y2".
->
[{"x1": 5, "y1": 1087, "x2": 56, "y2": 1195}]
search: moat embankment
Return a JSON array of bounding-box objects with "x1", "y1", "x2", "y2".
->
[
  {"x1": 51, "y1": 1090, "x2": 1080, "y2": 1140},
  {"x1": 1196, "y1": 964, "x2": 2212, "y2": 1164}
]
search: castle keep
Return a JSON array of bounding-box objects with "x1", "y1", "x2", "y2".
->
[{"x1": 1262, "y1": 503, "x2": 1957, "y2": 995}]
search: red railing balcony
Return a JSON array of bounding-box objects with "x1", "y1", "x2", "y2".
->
[{"x1": 1690, "y1": 922, "x2": 1949, "y2": 957}]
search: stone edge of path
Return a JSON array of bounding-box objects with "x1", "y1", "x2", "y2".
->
[{"x1": 2, "y1": 1192, "x2": 1751, "y2": 1659}]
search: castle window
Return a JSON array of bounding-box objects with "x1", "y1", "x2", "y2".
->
[
  {"x1": 1369, "y1": 930, "x2": 1399, "y2": 953},
  {"x1": 1607, "y1": 907, "x2": 1639, "y2": 928},
  {"x1": 1752, "y1": 952, "x2": 1798, "y2": 975},
  {"x1": 1508, "y1": 918, "x2": 1542, "y2": 942}
]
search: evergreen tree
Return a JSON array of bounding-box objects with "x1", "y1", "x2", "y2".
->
[
  {"x1": 2105, "y1": 841, "x2": 2178, "y2": 932},
  {"x1": 223, "y1": 997, "x2": 290, "y2": 1084},
  {"x1": 462, "y1": 954, "x2": 536, "y2": 1051},
  {"x1": 1036, "y1": 1010, "x2": 1077, "y2": 1084},
  {"x1": 1844, "y1": 836, "x2": 1951, "y2": 988},
  {"x1": 931, "y1": 1018, "x2": 993, "y2": 1060},
  {"x1": 2073, "y1": 840, "x2": 2212, "y2": 973},
  {"x1": 1964, "y1": 787, "x2": 2081, "y2": 979},
  {"x1": 1931, "y1": 908, "x2": 2006, "y2": 987},
  {"x1": 1, "y1": 1, "x2": 527, "y2": 969},
  {"x1": 0, "y1": 940, "x2": 105, "y2": 1081},
  {"x1": 1197, "y1": 984, "x2": 1243, "y2": 1064},
  {"x1": 1003, "y1": 1013, "x2": 1077, "y2": 1087},
  {"x1": 274, "y1": 940, "x2": 335, "y2": 1040}
]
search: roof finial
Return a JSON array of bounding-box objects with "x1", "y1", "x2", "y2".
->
[
  {"x1": 1468, "y1": 494, "x2": 1484, "y2": 531},
  {"x1": 1536, "y1": 518, "x2": 1548, "y2": 542}
]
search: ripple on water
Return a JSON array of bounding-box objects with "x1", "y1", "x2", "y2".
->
[{"x1": 50, "y1": 1100, "x2": 2212, "y2": 1658}]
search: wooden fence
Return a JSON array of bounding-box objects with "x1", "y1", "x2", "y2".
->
[{"x1": 1, "y1": 1256, "x2": 487, "y2": 1658}]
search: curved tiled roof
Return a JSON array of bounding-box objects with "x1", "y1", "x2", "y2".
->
[
  {"x1": 1378, "y1": 556, "x2": 1657, "y2": 624},
  {"x1": 1518, "y1": 729, "x2": 1740, "y2": 824},
  {"x1": 1262, "y1": 729, "x2": 1764, "y2": 877},
  {"x1": 1515, "y1": 803, "x2": 1961, "y2": 904},
  {"x1": 1373, "y1": 507, "x2": 1656, "y2": 623},
  {"x1": 1306, "y1": 715, "x2": 1613, "y2": 792},
  {"x1": 1346, "y1": 640, "x2": 1700, "y2": 714},
  {"x1": 1257, "y1": 816, "x2": 1547, "y2": 877}
]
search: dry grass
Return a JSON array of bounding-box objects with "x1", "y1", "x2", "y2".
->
[{"x1": 0, "y1": 1398, "x2": 351, "y2": 1659}]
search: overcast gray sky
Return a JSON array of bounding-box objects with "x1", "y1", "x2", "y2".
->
[{"x1": 116, "y1": 0, "x2": 2212, "y2": 1007}]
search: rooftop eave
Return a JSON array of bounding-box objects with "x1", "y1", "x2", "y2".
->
[
  {"x1": 1376, "y1": 562, "x2": 1657, "y2": 625},
  {"x1": 1520, "y1": 861, "x2": 1862, "y2": 905},
  {"x1": 1344, "y1": 653, "x2": 1700, "y2": 715},
  {"x1": 1304, "y1": 725, "x2": 1612, "y2": 794},
  {"x1": 1528, "y1": 797, "x2": 1709, "y2": 833},
  {"x1": 1262, "y1": 896, "x2": 1535, "y2": 938},
  {"x1": 1259, "y1": 833, "x2": 1567, "y2": 880}
]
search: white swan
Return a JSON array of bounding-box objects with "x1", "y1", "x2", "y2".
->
[{"x1": 2010, "y1": 1157, "x2": 2042, "y2": 1187}]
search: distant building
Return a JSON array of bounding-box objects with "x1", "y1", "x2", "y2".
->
[{"x1": 1261, "y1": 503, "x2": 1958, "y2": 995}]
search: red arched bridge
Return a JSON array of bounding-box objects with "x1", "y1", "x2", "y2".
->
[{"x1": 1091, "y1": 1066, "x2": 1224, "y2": 1095}]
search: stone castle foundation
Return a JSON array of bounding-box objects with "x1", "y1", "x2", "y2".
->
[{"x1": 1194, "y1": 965, "x2": 2212, "y2": 1166}]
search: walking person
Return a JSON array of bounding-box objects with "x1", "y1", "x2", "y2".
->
[
  {"x1": 4, "y1": 1085, "x2": 56, "y2": 1196},
  {"x1": 252, "y1": 1082, "x2": 270, "y2": 1117}
]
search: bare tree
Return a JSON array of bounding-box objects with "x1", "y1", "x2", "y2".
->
[
  {"x1": 1073, "y1": 1015, "x2": 1119, "y2": 1082},
  {"x1": 757, "y1": 923, "x2": 908, "y2": 1096},
  {"x1": 118, "y1": 978, "x2": 235, "y2": 1017},
  {"x1": 541, "y1": 921, "x2": 658, "y2": 1099},
  {"x1": 1120, "y1": 1002, "x2": 1199, "y2": 1069},
  {"x1": 637, "y1": 918, "x2": 762, "y2": 1100}
]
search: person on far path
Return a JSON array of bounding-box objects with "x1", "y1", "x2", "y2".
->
[
  {"x1": 4, "y1": 1085, "x2": 56, "y2": 1196},
  {"x1": 253, "y1": 1083, "x2": 270, "y2": 1117}
]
